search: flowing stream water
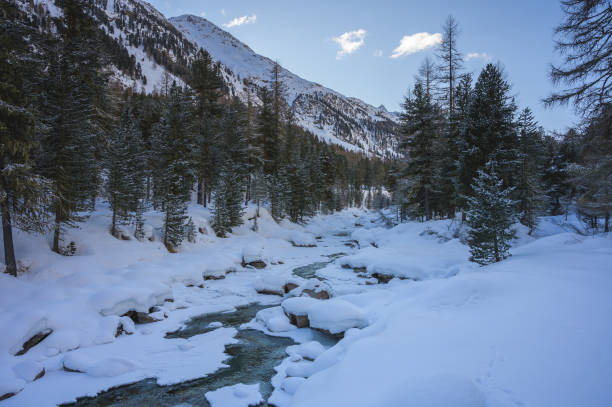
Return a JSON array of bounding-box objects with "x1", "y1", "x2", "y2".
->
[{"x1": 61, "y1": 256, "x2": 344, "y2": 407}]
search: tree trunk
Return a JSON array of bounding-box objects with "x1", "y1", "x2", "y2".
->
[
  {"x1": 1, "y1": 199, "x2": 17, "y2": 277},
  {"x1": 52, "y1": 217, "x2": 61, "y2": 254},
  {"x1": 197, "y1": 178, "x2": 203, "y2": 205},
  {"x1": 424, "y1": 189, "x2": 430, "y2": 220},
  {"x1": 245, "y1": 176, "x2": 250, "y2": 205},
  {"x1": 604, "y1": 212, "x2": 609, "y2": 233},
  {"x1": 111, "y1": 207, "x2": 117, "y2": 237}
]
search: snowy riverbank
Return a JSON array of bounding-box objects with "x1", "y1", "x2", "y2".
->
[{"x1": 0, "y1": 205, "x2": 611, "y2": 407}]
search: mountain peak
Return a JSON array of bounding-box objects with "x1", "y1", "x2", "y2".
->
[{"x1": 170, "y1": 14, "x2": 399, "y2": 157}]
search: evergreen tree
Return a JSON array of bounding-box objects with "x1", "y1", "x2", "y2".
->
[
  {"x1": 258, "y1": 87, "x2": 278, "y2": 174},
  {"x1": 515, "y1": 108, "x2": 546, "y2": 234},
  {"x1": 0, "y1": 0, "x2": 52, "y2": 275},
  {"x1": 106, "y1": 98, "x2": 146, "y2": 237},
  {"x1": 400, "y1": 82, "x2": 443, "y2": 220},
  {"x1": 38, "y1": 0, "x2": 109, "y2": 254},
  {"x1": 460, "y1": 64, "x2": 518, "y2": 203},
  {"x1": 466, "y1": 161, "x2": 516, "y2": 265},
  {"x1": 185, "y1": 217, "x2": 196, "y2": 243},
  {"x1": 152, "y1": 82, "x2": 196, "y2": 251},
  {"x1": 212, "y1": 163, "x2": 245, "y2": 237},
  {"x1": 244, "y1": 85, "x2": 264, "y2": 204},
  {"x1": 190, "y1": 49, "x2": 224, "y2": 206},
  {"x1": 212, "y1": 98, "x2": 247, "y2": 236}
]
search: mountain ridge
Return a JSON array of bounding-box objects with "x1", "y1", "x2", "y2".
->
[{"x1": 22, "y1": 0, "x2": 399, "y2": 157}]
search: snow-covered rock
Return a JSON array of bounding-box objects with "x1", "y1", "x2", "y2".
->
[
  {"x1": 255, "y1": 307, "x2": 294, "y2": 333},
  {"x1": 281, "y1": 376, "x2": 306, "y2": 395},
  {"x1": 290, "y1": 231, "x2": 317, "y2": 248},
  {"x1": 12, "y1": 362, "x2": 44, "y2": 382},
  {"x1": 289, "y1": 341, "x2": 326, "y2": 361},
  {"x1": 307, "y1": 299, "x2": 368, "y2": 335},
  {"x1": 282, "y1": 297, "x2": 319, "y2": 328},
  {"x1": 205, "y1": 383, "x2": 263, "y2": 407}
]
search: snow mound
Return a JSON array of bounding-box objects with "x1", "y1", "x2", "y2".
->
[
  {"x1": 255, "y1": 306, "x2": 294, "y2": 332},
  {"x1": 281, "y1": 297, "x2": 319, "y2": 316},
  {"x1": 379, "y1": 374, "x2": 486, "y2": 407},
  {"x1": 63, "y1": 352, "x2": 137, "y2": 377},
  {"x1": 289, "y1": 341, "x2": 326, "y2": 361},
  {"x1": 307, "y1": 299, "x2": 368, "y2": 334},
  {"x1": 242, "y1": 243, "x2": 265, "y2": 264},
  {"x1": 289, "y1": 231, "x2": 317, "y2": 247},
  {"x1": 281, "y1": 376, "x2": 306, "y2": 395},
  {"x1": 11, "y1": 361, "x2": 43, "y2": 382},
  {"x1": 205, "y1": 383, "x2": 263, "y2": 407}
]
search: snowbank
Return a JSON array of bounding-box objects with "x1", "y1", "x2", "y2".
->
[
  {"x1": 205, "y1": 383, "x2": 262, "y2": 407},
  {"x1": 307, "y1": 299, "x2": 368, "y2": 335}
]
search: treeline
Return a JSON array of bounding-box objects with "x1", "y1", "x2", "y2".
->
[
  {"x1": 0, "y1": 0, "x2": 388, "y2": 275},
  {"x1": 392, "y1": 9, "x2": 611, "y2": 265}
]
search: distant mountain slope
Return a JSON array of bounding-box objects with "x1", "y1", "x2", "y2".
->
[
  {"x1": 21, "y1": 0, "x2": 399, "y2": 156},
  {"x1": 171, "y1": 15, "x2": 399, "y2": 157}
]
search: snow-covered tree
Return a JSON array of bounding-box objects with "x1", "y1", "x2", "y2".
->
[{"x1": 466, "y1": 161, "x2": 516, "y2": 265}]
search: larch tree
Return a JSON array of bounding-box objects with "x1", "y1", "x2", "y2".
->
[{"x1": 544, "y1": 0, "x2": 611, "y2": 117}]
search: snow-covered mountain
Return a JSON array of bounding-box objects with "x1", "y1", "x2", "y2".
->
[
  {"x1": 170, "y1": 15, "x2": 399, "y2": 157},
  {"x1": 21, "y1": 0, "x2": 399, "y2": 157}
]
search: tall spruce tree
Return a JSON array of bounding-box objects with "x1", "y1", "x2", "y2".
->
[
  {"x1": 152, "y1": 82, "x2": 196, "y2": 251},
  {"x1": 460, "y1": 64, "x2": 518, "y2": 203},
  {"x1": 466, "y1": 161, "x2": 516, "y2": 265},
  {"x1": 516, "y1": 107, "x2": 546, "y2": 234},
  {"x1": 400, "y1": 82, "x2": 443, "y2": 220},
  {"x1": 190, "y1": 49, "x2": 224, "y2": 206},
  {"x1": 212, "y1": 98, "x2": 247, "y2": 236},
  {"x1": 0, "y1": 0, "x2": 52, "y2": 275},
  {"x1": 38, "y1": 0, "x2": 109, "y2": 254},
  {"x1": 106, "y1": 98, "x2": 146, "y2": 238}
]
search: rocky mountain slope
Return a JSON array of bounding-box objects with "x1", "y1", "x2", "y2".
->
[{"x1": 21, "y1": 0, "x2": 399, "y2": 157}]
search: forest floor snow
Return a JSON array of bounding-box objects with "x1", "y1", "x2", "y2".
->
[{"x1": 0, "y1": 204, "x2": 610, "y2": 407}]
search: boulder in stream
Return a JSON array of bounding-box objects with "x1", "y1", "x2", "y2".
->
[{"x1": 282, "y1": 297, "x2": 318, "y2": 328}]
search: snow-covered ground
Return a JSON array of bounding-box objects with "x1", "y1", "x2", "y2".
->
[{"x1": 0, "y1": 204, "x2": 611, "y2": 407}]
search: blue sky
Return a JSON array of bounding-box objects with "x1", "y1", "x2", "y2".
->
[{"x1": 149, "y1": 0, "x2": 577, "y2": 132}]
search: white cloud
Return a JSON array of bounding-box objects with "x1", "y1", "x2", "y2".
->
[
  {"x1": 333, "y1": 29, "x2": 366, "y2": 59},
  {"x1": 466, "y1": 52, "x2": 492, "y2": 62},
  {"x1": 223, "y1": 14, "x2": 256, "y2": 28},
  {"x1": 390, "y1": 32, "x2": 442, "y2": 59},
  {"x1": 373, "y1": 49, "x2": 383, "y2": 57}
]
